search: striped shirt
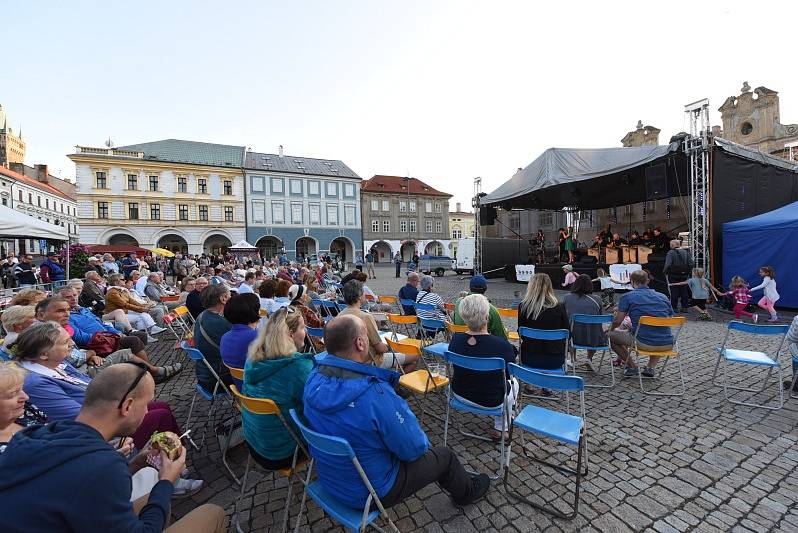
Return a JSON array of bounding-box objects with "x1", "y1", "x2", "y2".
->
[
  {"x1": 415, "y1": 290, "x2": 447, "y2": 322},
  {"x1": 725, "y1": 287, "x2": 751, "y2": 305}
]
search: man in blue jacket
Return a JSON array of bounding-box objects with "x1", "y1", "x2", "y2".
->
[
  {"x1": 397, "y1": 272, "x2": 420, "y2": 315},
  {"x1": 303, "y1": 315, "x2": 489, "y2": 510},
  {"x1": 0, "y1": 363, "x2": 226, "y2": 532}
]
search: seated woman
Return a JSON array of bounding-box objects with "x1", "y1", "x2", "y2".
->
[
  {"x1": 178, "y1": 277, "x2": 196, "y2": 306},
  {"x1": 273, "y1": 280, "x2": 292, "y2": 309},
  {"x1": 258, "y1": 278, "x2": 281, "y2": 315},
  {"x1": 563, "y1": 274, "x2": 606, "y2": 371},
  {"x1": 242, "y1": 306, "x2": 315, "y2": 470},
  {"x1": 1, "y1": 305, "x2": 36, "y2": 351},
  {"x1": 220, "y1": 293, "x2": 261, "y2": 389},
  {"x1": 448, "y1": 294, "x2": 518, "y2": 441},
  {"x1": 10, "y1": 289, "x2": 47, "y2": 307},
  {"x1": 14, "y1": 322, "x2": 181, "y2": 450},
  {"x1": 0, "y1": 362, "x2": 47, "y2": 454},
  {"x1": 518, "y1": 273, "x2": 569, "y2": 370},
  {"x1": 104, "y1": 274, "x2": 161, "y2": 334}
]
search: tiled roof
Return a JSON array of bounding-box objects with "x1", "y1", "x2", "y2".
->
[
  {"x1": 245, "y1": 151, "x2": 360, "y2": 179},
  {"x1": 115, "y1": 139, "x2": 245, "y2": 168},
  {"x1": 361, "y1": 175, "x2": 452, "y2": 197},
  {"x1": 0, "y1": 166, "x2": 75, "y2": 201}
]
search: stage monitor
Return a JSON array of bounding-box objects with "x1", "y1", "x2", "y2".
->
[{"x1": 645, "y1": 163, "x2": 668, "y2": 199}]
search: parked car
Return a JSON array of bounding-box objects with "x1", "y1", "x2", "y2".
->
[{"x1": 418, "y1": 254, "x2": 453, "y2": 277}]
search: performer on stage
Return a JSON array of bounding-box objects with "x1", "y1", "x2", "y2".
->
[
  {"x1": 642, "y1": 228, "x2": 655, "y2": 246},
  {"x1": 557, "y1": 228, "x2": 566, "y2": 262},
  {"x1": 628, "y1": 231, "x2": 643, "y2": 246},
  {"x1": 652, "y1": 227, "x2": 670, "y2": 253},
  {"x1": 564, "y1": 226, "x2": 576, "y2": 264},
  {"x1": 608, "y1": 233, "x2": 628, "y2": 248},
  {"x1": 535, "y1": 230, "x2": 546, "y2": 264}
]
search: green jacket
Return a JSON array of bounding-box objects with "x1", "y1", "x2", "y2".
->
[
  {"x1": 453, "y1": 294, "x2": 508, "y2": 340},
  {"x1": 242, "y1": 352, "x2": 315, "y2": 460}
]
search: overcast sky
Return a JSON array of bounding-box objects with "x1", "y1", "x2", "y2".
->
[{"x1": 4, "y1": 0, "x2": 797, "y2": 211}]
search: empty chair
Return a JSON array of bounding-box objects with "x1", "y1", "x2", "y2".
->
[
  {"x1": 569, "y1": 314, "x2": 615, "y2": 388},
  {"x1": 305, "y1": 326, "x2": 325, "y2": 354}
]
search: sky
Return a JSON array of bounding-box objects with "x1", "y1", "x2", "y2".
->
[{"x1": 3, "y1": 0, "x2": 798, "y2": 211}]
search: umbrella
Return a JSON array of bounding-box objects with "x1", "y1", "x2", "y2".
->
[{"x1": 150, "y1": 247, "x2": 176, "y2": 257}]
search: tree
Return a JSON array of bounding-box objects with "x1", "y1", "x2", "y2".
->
[{"x1": 59, "y1": 243, "x2": 92, "y2": 279}]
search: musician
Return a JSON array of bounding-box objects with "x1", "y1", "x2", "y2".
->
[
  {"x1": 652, "y1": 227, "x2": 670, "y2": 253},
  {"x1": 557, "y1": 228, "x2": 566, "y2": 262},
  {"x1": 535, "y1": 230, "x2": 546, "y2": 264},
  {"x1": 628, "y1": 231, "x2": 643, "y2": 246},
  {"x1": 607, "y1": 233, "x2": 628, "y2": 249},
  {"x1": 590, "y1": 235, "x2": 603, "y2": 249},
  {"x1": 642, "y1": 228, "x2": 655, "y2": 246},
  {"x1": 564, "y1": 226, "x2": 576, "y2": 264}
]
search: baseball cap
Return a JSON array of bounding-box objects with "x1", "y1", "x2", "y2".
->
[{"x1": 469, "y1": 275, "x2": 488, "y2": 291}]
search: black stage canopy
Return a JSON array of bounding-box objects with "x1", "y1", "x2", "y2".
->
[{"x1": 482, "y1": 142, "x2": 689, "y2": 210}]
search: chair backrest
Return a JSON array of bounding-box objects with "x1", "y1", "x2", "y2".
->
[
  {"x1": 571, "y1": 313, "x2": 613, "y2": 325},
  {"x1": 386, "y1": 337, "x2": 422, "y2": 356},
  {"x1": 163, "y1": 312, "x2": 178, "y2": 324},
  {"x1": 399, "y1": 299, "x2": 417, "y2": 309},
  {"x1": 509, "y1": 363, "x2": 584, "y2": 391},
  {"x1": 174, "y1": 305, "x2": 189, "y2": 316},
  {"x1": 225, "y1": 363, "x2": 244, "y2": 381},
  {"x1": 306, "y1": 326, "x2": 325, "y2": 339},
  {"x1": 444, "y1": 351, "x2": 506, "y2": 371},
  {"x1": 639, "y1": 316, "x2": 687, "y2": 327},
  {"x1": 379, "y1": 295, "x2": 397, "y2": 304},
  {"x1": 446, "y1": 322, "x2": 469, "y2": 334},
  {"x1": 518, "y1": 327, "x2": 570, "y2": 341},
  {"x1": 416, "y1": 302, "x2": 435, "y2": 312},
  {"x1": 497, "y1": 307, "x2": 518, "y2": 318},
  {"x1": 289, "y1": 409, "x2": 354, "y2": 458},
  {"x1": 181, "y1": 341, "x2": 205, "y2": 362},
  {"x1": 230, "y1": 384, "x2": 280, "y2": 415},
  {"x1": 444, "y1": 302, "x2": 455, "y2": 312},
  {"x1": 727, "y1": 321, "x2": 789, "y2": 336},
  {"x1": 311, "y1": 298, "x2": 324, "y2": 308},
  {"x1": 419, "y1": 317, "x2": 445, "y2": 330},
  {"x1": 388, "y1": 313, "x2": 417, "y2": 325}
]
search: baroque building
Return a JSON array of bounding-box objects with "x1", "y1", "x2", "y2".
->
[
  {"x1": 448, "y1": 202, "x2": 475, "y2": 258},
  {"x1": 70, "y1": 139, "x2": 246, "y2": 255}
]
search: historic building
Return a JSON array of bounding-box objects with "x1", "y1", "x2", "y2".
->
[
  {"x1": 70, "y1": 139, "x2": 246, "y2": 255},
  {"x1": 0, "y1": 104, "x2": 26, "y2": 167},
  {"x1": 361, "y1": 175, "x2": 452, "y2": 262},
  {"x1": 245, "y1": 148, "x2": 362, "y2": 262},
  {"x1": 448, "y1": 202, "x2": 475, "y2": 258},
  {"x1": 0, "y1": 164, "x2": 78, "y2": 255}
]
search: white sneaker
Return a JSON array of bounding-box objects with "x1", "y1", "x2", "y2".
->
[
  {"x1": 149, "y1": 325, "x2": 167, "y2": 335},
  {"x1": 172, "y1": 477, "x2": 203, "y2": 499}
]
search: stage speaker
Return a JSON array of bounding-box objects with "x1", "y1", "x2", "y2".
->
[
  {"x1": 480, "y1": 206, "x2": 497, "y2": 225},
  {"x1": 645, "y1": 163, "x2": 668, "y2": 199},
  {"x1": 579, "y1": 255, "x2": 597, "y2": 264}
]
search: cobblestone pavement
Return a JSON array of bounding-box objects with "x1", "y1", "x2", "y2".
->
[{"x1": 153, "y1": 265, "x2": 798, "y2": 532}]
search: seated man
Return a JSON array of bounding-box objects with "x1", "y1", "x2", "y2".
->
[
  {"x1": 0, "y1": 363, "x2": 226, "y2": 532},
  {"x1": 453, "y1": 275, "x2": 508, "y2": 340},
  {"x1": 609, "y1": 269, "x2": 674, "y2": 378},
  {"x1": 79, "y1": 270, "x2": 107, "y2": 314},
  {"x1": 303, "y1": 315, "x2": 489, "y2": 511},
  {"x1": 143, "y1": 272, "x2": 179, "y2": 311},
  {"x1": 193, "y1": 284, "x2": 233, "y2": 390},
  {"x1": 397, "y1": 272, "x2": 419, "y2": 315}
]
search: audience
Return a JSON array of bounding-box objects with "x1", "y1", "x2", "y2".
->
[
  {"x1": 0, "y1": 362, "x2": 46, "y2": 454},
  {"x1": 105, "y1": 274, "x2": 166, "y2": 335},
  {"x1": 0, "y1": 305, "x2": 35, "y2": 350},
  {"x1": 273, "y1": 279, "x2": 292, "y2": 309},
  {"x1": 237, "y1": 272, "x2": 256, "y2": 294},
  {"x1": 453, "y1": 275, "x2": 508, "y2": 340},
  {"x1": 398, "y1": 272, "x2": 420, "y2": 315},
  {"x1": 338, "y1": 280, "x2": 396, "y2": 369},
  {"x1": 178, "y1": 277, "x2": 196, "y2": 306},
  {"x1": 194, "y1": 284, "x2": 233, "y2": 389},
  {"x1": 563, "y1": 274, "x2": 606, "y2": 371},
  {"x1": 288, "y1": 284, "x2": 325, "y2": 350},
  {"x1": 415, "y1": 275, "x2": 448, "y2": 322},
  {"x1": 187, "y1": 276, "x2": 210, "y2": 319},
  {"x1": 258, "y1": 278, "x2": 281, "y2": 314},
  {"x1": 303, "y1": 315, "x2": 489, "y2": 511},
  {"x1": 220, "y1": 293, "x2": 261, "y2": 388},
  {"x1": 9, "y1": 288, "x2": 46, "y2": 307},
  {"x1": 517, "y1": 273, "x2": 569, "y2": 370}
]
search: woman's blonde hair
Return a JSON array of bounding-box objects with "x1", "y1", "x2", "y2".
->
[
  {"x1": 0, "y1": 361, "x2": 26, "y2": 392},
  {"x1": 520, "y1": 273, "x2": 558, "y2": 320},
  {"x1": 11, "y1": 289, "x2": 46, "y2": 306},
  {"x1": 248, "y1": 306, "x2": 304, "y2": 363},
  {"x1": 1, "y1": 305, "x2": 36, "y2": 332}
]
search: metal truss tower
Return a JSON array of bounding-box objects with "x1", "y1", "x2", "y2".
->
[
  {"x1": 472, "y1": 177, "x2": 483, "y2": 274},
  {"x1": 684, "y1": 99, "x2": 711, "y2": 276}
]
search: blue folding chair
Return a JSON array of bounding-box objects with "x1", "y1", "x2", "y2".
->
[
  {"x1": 791, "y1": 343, "x2": 798, "y2": 401},
  {"x1": 505, "y1": 363, "x2": 588, "y2": 520},
  {"x1": 443, "y1": 351, "x2": 509, "y2": 480},
  {"x1": 569, "y1": 314, "x2": 614, "y2": 388},
  {"x1": 518, "y1": 327, "x2": 569, "y2": 400},
  {"x1": 711, "y1": 321, "x2": 789, "y2": 410},
  {"x1": 180, "y1": 341, "x2": 239, "y2": 483},
  {"x1": 306, "y1": 326, "x2": 325, "y2": 354},
  {"x1": 399, "y1": 299, "x2": 417, "y2": 315},
  {"x1": 418, "y1": 316, "x2": 446, "y2": 346},
  {"x1": 321, "y1": 299, "x2": 342, "y2": 316},
  {"x1": 288, "y1": 410, "x2": 400, "y2": 533}
]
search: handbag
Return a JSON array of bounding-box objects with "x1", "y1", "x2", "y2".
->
[{"x1": 86, "y1": 331, "x2": 121, "y2": 357}]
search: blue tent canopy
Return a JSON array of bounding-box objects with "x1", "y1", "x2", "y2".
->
[{"x1": 723, "y1": 200, "x2": 798, "y2": 308}]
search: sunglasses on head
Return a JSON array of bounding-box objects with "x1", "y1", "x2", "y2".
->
[{"x1": 117, "y1": 361, "x2": 148, "y2": 409}]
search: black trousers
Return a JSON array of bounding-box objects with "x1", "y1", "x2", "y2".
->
[
  {"x1": 379, "y1": 446, "x2": 471, "y2": 508},
  {"x1": 395, "y1": 262, "x2": 401, "y2": 277},
  {"x1": 667, "y1": 275, "x2": 691, "y2": 310}
]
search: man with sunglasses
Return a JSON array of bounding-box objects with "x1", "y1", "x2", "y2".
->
[{"x1": 0, "y1": 363, "x2": 226, "y2": 532}]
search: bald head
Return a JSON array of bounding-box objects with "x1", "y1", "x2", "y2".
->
[
  {"x1": 324, "y1": 315, "x2": 367, "y2": 360},
  {"x1": 82, "y1": 363, "x2": 154, "y2": 413}
]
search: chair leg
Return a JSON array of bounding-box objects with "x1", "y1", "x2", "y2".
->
[
  {"x1": 723, "y1": 359, "x2": 784, "y2": 410},
  {"x1": 233, "y1": 454, "x2": 253, "y2": 533},
  {"x1": 220, "y1": 411, "x2": 242, "y2": 485},
  {"x1": 293, "y1": 460, "x2": 314, "y2": 533},
  {"x1": 639, "y1": 356, "x2": 685, "y2": 397},
  {"x1": 791, "y1": 365, "x2": 798, "y2": 400}
]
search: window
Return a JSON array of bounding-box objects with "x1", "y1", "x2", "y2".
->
[
  {"x1": 97, "y1": 202, "x2": 108, "y2": 219},
  {"x1": 409, "y1": 219, "x2": 416, "y2": 232},
  {"x1": 452, "y1": 228, "x2": 462, "y2": 239},
  {"x1": 425, "y1": 202, "x2": 432, "y2": 213},
  {"x1": 371, "y1": 200, "x2": 379, "y2": 211},
  {"x1": 400, "y1": 219, "x2": 407, "y2": 232},
  {"x1": 60, "y1": 203, "x2": 64, "y2": 213},
  {"x1": 539, "y1": 212, "x2": 553, "y2": 226},
  {"x1": 308, "y1": 181, "x2": 320, "y2": 196},
  {"x1": 128, "y1": 203, "x2": 139, "y2": 220},
  {"x1": 290, "y1": 179, "x2": 302, "y2": 195},
  {"x1": 624, "y1": 205, "x2": 633, "y2": 214},
  {"x1": 149, "y1": 175, "x2": 159, "y2": 191},
  {"x1": 177, "y1": 176, "x2": 187, "y2": 193},
  {"x1": 45, "y1": 199, "x2": 49, "y2": 209},
  {"x1": 309, "y1": 204, "x2": 320, "y2": 224},
  {"x1": 252, "y1": 202, "x2": 265, "y2": 223},
  {"x1": 372, "y1": 220, "x2": 379, "y2": 232},
  {"x1": 37, "y1": 196, "x2": 41, "y2": 207},
  {"x1": 28, "y1": 193, "x2": 32, "y2": 204},
  {"x1": 224, "y1": 206, "x2": 234, "y2": 222},
  {"x1": 1, "y1": 198, "x2": 6, "y2": 207},
  {"x1": 197, "y1": 178, "x2": 207, "y2": 194},
  {"x1": 198, "y1": 205, "x2": 209, "y2": 221},
  {"x1": 326, "y1": 182, "x2": 337, "y2": 197},
  {"x1": 435, "y1": 203, "x2": 442, "y2": 213},
  {"x1": 127, "y1": 174, "x2": 138, "y2": 190},
  {"x1": 510, "y1": 213, "x2": 520, "y2": 230},
  {"x1": 271, "y1": 178, "x2": 284, "y2": 194},
  {"x1": 251, "y1": 176, "x2": 264, "y2": 193},
  {"x1": 150, "y1": 203, "x2": 161, "y2": 220},
  {"x1": 96, "y1": 171, "x2": 107, "y2": 188},
  {"x1": 291, "y1": 203, "x2": 303, "y2": 224},
  {"x1": 436, "y1": 220, "x2": 442, "y2": 233},
  {"x1": 178, "y1": 205, "x2": 189, "y2": 220},
  {"x1": 646, "y1": 201, "x2": 657, "y2": 212},
  {"x1": 425, "y1": 220, "x2": 433, "y2": 233},
  {"x1": 327, "y1": 205, "x2": 338, "y2": 225},
  {"x1": 470, "y1": 229, "x2": 475, "y2": 237},
  {"x1": 272, "y1": 202, "x2": 285, "y2": 223},
  {"x1": 345, "y1": 205, "x2": 355, "y2": 226},
  {"x1": 579, "y1": 210, "x2": 591, "y2": 221},
  {"x1": 383, "y1": 220, "x2": 390, "y2": 233},
  {"x1": 382, "y1": 200, "x2": 389, "y2": 211},
  {"x1": 399, "y1": 201, "x2": 407, "y2": 212},
  {"x1": 224, "y1": 180, "x2": 232, "y2": 195},
  {"x1": 409, "y1": 201, "x2": 417, "y2": 212},
  {"x1": 344, "y1": 183, "x2": 355, "y2": 197},
  {"x1": 18, "y1": 190, "x2": 22, "y2": 202}
]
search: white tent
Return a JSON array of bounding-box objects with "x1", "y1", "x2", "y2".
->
[
  {"x1": 0, "y1": 204, "x2": 68, "y2": 240},
  {"x1": 228, "y1": 239, "x2": 258, "y2": 251}
]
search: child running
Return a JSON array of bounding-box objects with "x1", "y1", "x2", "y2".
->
[
  {"x1": 719, "y1": 276, "x2": 758, "y2": 323},
  {"x1": 593, "y1": 268, "x2": 615, "y2": 309},
  {"x1": 749, "y1": 266, "x2": 780, "y2": 322},
  {"x1": 668, "y1": 268, "x2": 713, "y2": 320}
]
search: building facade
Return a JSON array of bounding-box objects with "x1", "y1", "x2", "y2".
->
[
  {"x1": 70, "y1": 139, "x2": 246, "y2": 255},
  {"x1": 245, "y1": 149, "x2": 362, "y2": 262},
  {"x1": 361, "y1": 175, "x2": 452, "y2": 262},
  {"x1": 0, "y1": 104, "x2": 26, "y2": 167},
  {"x1": 448, "y1": 202, "x2": 475, "y2": 258}
]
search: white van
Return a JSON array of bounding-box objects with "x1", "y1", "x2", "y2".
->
[{"x1": 453, "y1": 238, "x2": 475, "y2": 275}]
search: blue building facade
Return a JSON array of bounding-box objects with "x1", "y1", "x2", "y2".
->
[{"x1": 244, "y1": 150, "x2": 362, "y2": 263}]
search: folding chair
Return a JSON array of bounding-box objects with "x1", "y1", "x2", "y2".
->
[
  {"x1": 173, "y1": 305, "x2": 194, "y2": 330},
  {"x1": 417, "y1": 316, "x2": 447, "y2": 347},
  {"x1": 180, "y1": 341, "x2": 239, "y2": 483},
  {"x1": 446, "y1": 322, "x2": 468, "y2": 339},
  {"x1": 517, "y1": 327, "x2": 569, "y2": 400},
  {"x1": 230, "y1": 385, "x2": 308, "y2": 533},
  {"x1": 629, "y1": 316, "x2": 687, "y2": 396},
  {"x1": 388, "y1": 338, "x2": 449, "y2": 422},
  {"x1": 442, "y1": 351, "x2": 509, "y2": 479},
  {"x1": 377, "y1": 295, "x2": 399, "y2": 314},
  {"x1": 162, "y1": 311, "x2": 185, "y2": 343},
  {"x1": 321, "y1": 300, "x2": 342, "y2": 317},
  {"x1": 496, "y1": 307, "x2": 520, "y2": 342},
  {"x1": 306, "y1": 326, "x2": 325, "y2": 354},
  {"x1": 504, "y1": 363, "x2": 588, "y2": 520},
  {"x1": 711, "y1": 321, "x2": 789, "y2": 410},
  {"x1": 289, "y1": 409, "x2": 401, "y2": 533},
  {"x1": 791, "y1": 343, "x2": 798, "y2": 401},
  {"x1": 386, "y1": 313, "x2": 420, "y2": 347},
  {"x1": 399, "y1": 299, "x2": 417, "y2": 316},
  {"x1": 569, "y1": 314, "x2": 615, "y2": 388}
]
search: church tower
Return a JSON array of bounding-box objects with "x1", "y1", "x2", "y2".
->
[{"x1": 0, "y1": 104, "x2": 27, "y2": 167}]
